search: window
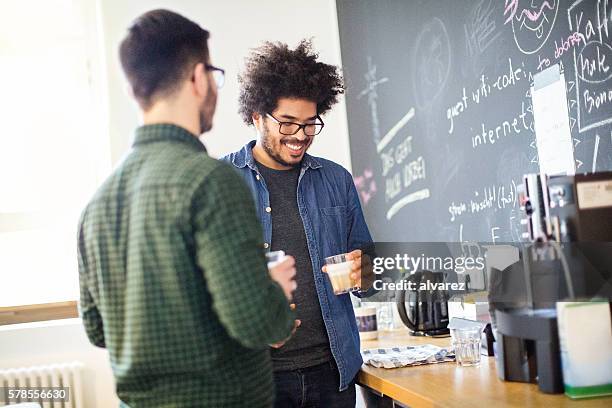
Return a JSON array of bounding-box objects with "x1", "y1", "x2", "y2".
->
[{"x1": 0, "y1": 0, "x2": 110, "y2": 310}]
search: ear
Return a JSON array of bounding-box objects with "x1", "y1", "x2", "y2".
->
[
  {"x1": 192, "y1": 62, "x2": 209, "y2": 98},
  {"x1": 252, "y1": 112, "x2": 263, "y2": 128}
]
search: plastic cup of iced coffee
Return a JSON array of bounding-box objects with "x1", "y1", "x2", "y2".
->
[{"x1": 325, "y1": 253, "x2": 360, "y2": 295}]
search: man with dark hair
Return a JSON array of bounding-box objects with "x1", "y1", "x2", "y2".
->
[
  {"x1": 78, "y1": 9, "x2": 296, "y2": 407},
  {"x1": 222, "y1": 40, "x2": 373, "y2": 407}
]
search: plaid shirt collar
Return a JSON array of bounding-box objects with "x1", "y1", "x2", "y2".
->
[
  {"x1": 231, "y1": 140, "x2": 322, "y2": 171},
  {"x1": 133, "y1": 123, "x2": 207, "y2": 153}
]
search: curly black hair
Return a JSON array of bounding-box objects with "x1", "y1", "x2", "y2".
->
[{"x1": 238, "y1": 39, "x2": 345, "y2": 125}]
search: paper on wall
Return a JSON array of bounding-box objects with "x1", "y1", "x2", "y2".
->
[{"x1": 531, "y1": 65, "x2": 575, "y2": 176}]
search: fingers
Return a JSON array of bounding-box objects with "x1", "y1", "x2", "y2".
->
[
  {"x1": 290, "y1": 303, "x2": 296, "y2": 310},
  {"x1": 270, "y1": 319, "x2": 301, "y2": 348},
  {"x1": 290, "y1": 319, "x2": 300, "y2": 337},
  {"x1": 346, "y1": 249, "x2": 362, "y2": 260},
  {"x1": 270, "y1": 256, "x2": 297, "y2": 285},
  {"x1": 278, "y1": 256, "x2": 297, "y2": 279},
  {"x1": 278, "y1": 255, "x2": 295, "y2": 268}
]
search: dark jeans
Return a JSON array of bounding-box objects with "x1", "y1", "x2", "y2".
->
[{"x1": 273, "y1": 360, "x2": 356, "y2": 408}]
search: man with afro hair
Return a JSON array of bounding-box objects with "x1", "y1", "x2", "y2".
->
[{"x1": 222, "y1": 39, "x2": 373, "y2": 407}]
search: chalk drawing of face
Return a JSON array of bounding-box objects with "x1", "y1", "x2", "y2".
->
[{"x1": 510, "y1": 0, "x2": 559, "y2": 54}]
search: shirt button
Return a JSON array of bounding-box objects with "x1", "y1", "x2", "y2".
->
[
  {"x1": 264, "y1": 242, "x2": 269, "y2": 249},
  {"x1": 265, "y1": 207, "x2": 272, "y2": 213},
  {"x1": 256, "y1": 174, "x2": 260, "y2": 180}
]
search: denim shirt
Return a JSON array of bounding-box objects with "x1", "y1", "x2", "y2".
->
[{"x1": 221, "y1": 141, "x2": 373, "y2": 391}]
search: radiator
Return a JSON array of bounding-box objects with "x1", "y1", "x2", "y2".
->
[{"x1": 0, "y1": 362, "x2": 84, "y2": 408}]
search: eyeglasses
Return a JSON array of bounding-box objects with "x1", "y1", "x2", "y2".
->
[
  {"x1": 266, "y1": 113, "x2": 325, "y2": 136},
  {"x1": 205, "y1": 64, "x2": 225, "y2": 88}
]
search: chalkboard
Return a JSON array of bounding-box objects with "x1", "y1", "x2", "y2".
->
[{"x1": 336, "y1": 0, "x2": 612, "y2": 242}]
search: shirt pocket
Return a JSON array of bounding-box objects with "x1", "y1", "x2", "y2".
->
[{"x1": 320, "y1": 206, "x2": 348, "y2": 255}]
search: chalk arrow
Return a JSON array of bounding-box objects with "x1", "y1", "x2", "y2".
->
[
  {"x1": 576, "y1": 159, "x2": 583, "y2": 169},
  {"x1": 529, "y1": 140, "x2": 537, "y2": 149},
  {"x1": 567, "y1": 81, "x2": 575, "y2": 92},
  {"x1": 573, "y1": 138, "x2": 581, "y2": 148},
  {"x1": 570, "y1": 117, "x2": 577, "y2": 131},
  {"x1": 569, "y1": 100, "x2": 577, "y2": 109},
  {"x1": 527, "y1": 105, "x2": 533, "y2": 113},
  {"x1": 531, "y1": 155, "x2": 539, "y2": 164}
]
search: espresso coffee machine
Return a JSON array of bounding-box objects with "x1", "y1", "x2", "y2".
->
[{"x1": 490, "y1": 172, "x2": 612, "y2": 394}]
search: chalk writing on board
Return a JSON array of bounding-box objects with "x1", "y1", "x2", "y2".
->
[
  {"x1": 358, "y1": 57, "x2": 389, "y2": 146},
  {"x1": 569, "y1": 0, "x2": 612, "y2": 132},
  {"x1": 530, "y1": 140, "x2": 539, "y2": 166},
  {"x1": 491, "y1": 227, "x2": 501, "y2": 243},
  {"x1": 375, "y1": 109, "x2": 430, "y2": 220},
  {"x1": 536, "y1": 31, "x2": 585, "y2": 71},
  {"x1": 472, "y1": 102, "x2": 532, "y2": 149},
  {"x1": 593, "y1": 133, "x2": 601, "y2": 171},
  {"x1": 337, "y1": 0, "x2": 612, "y2": 242},
  {"x1": 383, "y1": 143, "x2": 428, "y2": 204},
  {"x1": 446, "y1": 57, "x2": 528, "y2": 134},
  {"x1": 554, "y1": 31, "x2": 585, "y2": 59},
  {"x1": 413, "y1": 17, "x2": 451, "y2": 109},
  {"x1": 447, "y1": 180, "x2": 519, "y2": 223},
  {"x1": 506, "y1": 0, "x2": 560, "y2": 55}
]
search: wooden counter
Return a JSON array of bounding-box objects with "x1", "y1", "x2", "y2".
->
[{"x1": 358, "y1": 329, "x2": 611, "y2": 408}]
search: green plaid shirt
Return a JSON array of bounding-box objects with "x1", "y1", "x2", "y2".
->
[{"x1": 77, "y1": 124, "x2": 294, "y2": 407}]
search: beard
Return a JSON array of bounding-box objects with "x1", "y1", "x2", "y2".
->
[
  {"x1": 198, "y1": 90, "x2": 216, "y2": 134},
  {"x1": 260, "y1": 124, "x2": 310, "y2": 168},
  {"x1": 199, "y1": 109, "x2": 212, "y2": 134}
]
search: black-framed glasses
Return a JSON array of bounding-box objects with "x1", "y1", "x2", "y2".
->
[
  {"x1": 205, "y1": 64, "x2": 225, "y2": 88},
  {"x1": 266, "y1": 113, "x2": 325, "y2": 136}
]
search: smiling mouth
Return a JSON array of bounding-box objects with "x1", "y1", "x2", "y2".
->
[
  {"x1": 283, "y1": 141, "x2": 306, "y2": 155},
  {"x1": 519, "y1": 12, "x2": 549, "y2": 38},
  {"x1": 516, "y1": 0, "x2": 556, "y2": 39}
]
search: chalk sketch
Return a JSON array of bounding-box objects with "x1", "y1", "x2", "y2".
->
[
  {"x1": 354, "y1": 167, "x2": 377, "y2": 206},
  {"x1": 506, "y1": 0, "x2": 560, "y2": 55},
  {"x1": 386, "y1": 188, "x2": 431, "y2": 220},
  {"x1": 377, "y1": 108, "x2": 415, "y2": 153},
  {"x1": 569, "y1": 0, "x2": 612, "y2": 132},
  {"x1": 358, "y1": 57, "x2": 389, "y2": 146},
  {"x1": 465, "y1": 0, "x2": 503, "y2": 74},
  {"x1": 337, "y1": 0, "x2": 612, "y2": 242},
  {"x1": 593, "y1": 133, "x2": 601, "y2": 171},
  {"x1": 413, "y1": 17, "x2": 452, "y2": 109}
]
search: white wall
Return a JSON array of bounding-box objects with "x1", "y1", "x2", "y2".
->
[
  {"x1": 0, "y1": 319, "x2": 119, "y2": 407},
  {"x1": 1, "y1": 1, "x2": 354, "y2": 407},
  {"x1": 99, "y1": 0, "x2": 352, "y2": 170}
]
